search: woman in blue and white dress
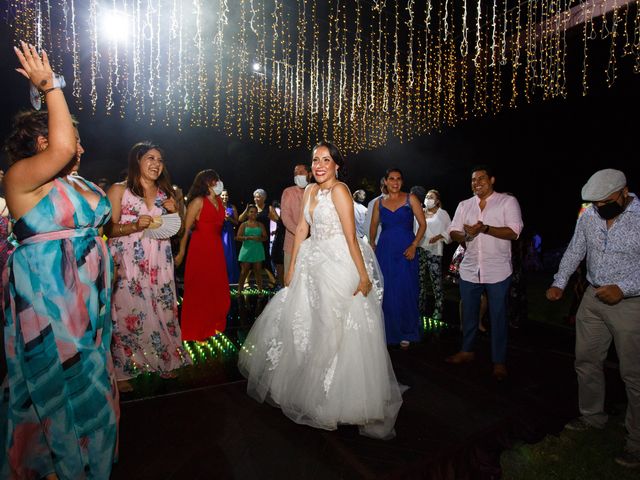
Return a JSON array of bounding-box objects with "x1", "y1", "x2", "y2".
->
[{"x1": 238, "y1": 141, "x2": 402, "y2": 440}]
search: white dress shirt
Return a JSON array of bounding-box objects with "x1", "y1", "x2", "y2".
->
[{"x1": 449, "y1": 192, "x2": 523, "y2": 284}]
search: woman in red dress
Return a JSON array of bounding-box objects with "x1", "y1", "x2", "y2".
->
[{"x1": 176, "y1": 169, "x2": 230, "y2": 341}]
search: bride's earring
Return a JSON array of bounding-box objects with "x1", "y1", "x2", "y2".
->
[{"x1": 335, "y1": 169, "x2": 339, "y2": 179}]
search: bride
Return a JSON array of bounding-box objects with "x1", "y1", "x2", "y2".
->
[{"x1": 238, "y1": 141, "x2": 403, "y2": 439}]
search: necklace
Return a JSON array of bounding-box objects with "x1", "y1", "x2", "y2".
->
[
  {"x1": 318, "y1": 180, "x2": 338, "y2": 191},
  {"x1": 316, "y1": 181, "x2": 338, "y2": 197}
]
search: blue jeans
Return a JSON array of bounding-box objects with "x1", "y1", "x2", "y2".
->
[{"x1": 459, "y1": 276, "x2": 512, "y2": 363}]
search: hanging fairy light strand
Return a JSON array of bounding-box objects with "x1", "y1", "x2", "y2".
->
[{"x1": 7, "y1": 0, "x2": 639, "y2": 154}]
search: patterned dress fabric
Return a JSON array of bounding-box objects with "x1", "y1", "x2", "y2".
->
[
  {"x1": 0, "y1": 211, "x2": 12, "y2": 279},
  {"x1": 222, "y1": 205, "x2": 239, "y2": 284},
  {"x1": 238, "y1": 226, "x2": 266, "y2": 263},
  {"x1": 239, "y1": 187, "x2": 402, "y2": 439},
  {"x1": 109, "y1": 187, "x2": 190, "y2": 380},
  {"x1": 376, "y1": 195, "x2": 421, "y2": 344},
  {"x1": 181, "y1": 197, "x2": 230, "y2": 341},
  {"x1": 447, "y1": 244, "x2": 466, "y2": 283},
  {"x1": 418, "y1": 250, "x2": 444, "y2": 320},
  {"x1": 1, "y1": 177, "x2": 119, "y2": 480},
  {"x1": 0, "y1": 210, "x2": 14, "y2": 323}
]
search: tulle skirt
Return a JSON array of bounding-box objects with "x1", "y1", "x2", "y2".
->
[{"x1": 238, "y1": 235, "x2": 403, "y2": 439}]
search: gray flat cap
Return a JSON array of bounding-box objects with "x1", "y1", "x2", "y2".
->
[{"x1": 581, "y1": 169, "x2": 626, "y2": 202}]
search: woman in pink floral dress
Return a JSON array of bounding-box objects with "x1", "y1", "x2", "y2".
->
[{"x1": 106, "y1": 142, "x2": 190, "y2": 391}]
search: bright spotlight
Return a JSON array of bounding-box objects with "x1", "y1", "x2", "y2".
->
[
  {"x1": 102, "y1": 10, "x2": 130, "y2": 43},
  {"x1": 252, "y1": 62, "x2": 262, "y2": 72}
]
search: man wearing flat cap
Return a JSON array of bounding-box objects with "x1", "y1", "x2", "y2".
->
[{"x1": 547, "y1": 168, "x2": 640, "y2": 469}]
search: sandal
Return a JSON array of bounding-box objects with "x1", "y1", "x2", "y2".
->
[{"x1": 400, "y1": 340, "x2": 410, "y2": 350}]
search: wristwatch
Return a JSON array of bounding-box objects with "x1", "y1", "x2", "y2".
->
[{"x1": 30, "y1": 73, "x2": 66, "y2": 110}]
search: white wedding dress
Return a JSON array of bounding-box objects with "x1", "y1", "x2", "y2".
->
[{"x1": 238, "y1": 186, "x2": 403, "y2": 439}]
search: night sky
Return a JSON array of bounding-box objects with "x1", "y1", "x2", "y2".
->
[{"x1": 1, "y1": 16, "x2": 638, "y2": 251}]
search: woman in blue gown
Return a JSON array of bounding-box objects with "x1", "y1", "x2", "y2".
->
[
  {"x1": 220, "y1": 189, "x2": 239, "y2": 284},
  {"x1": 369, "y1": 168, "x2": 426, "y2": 348}
]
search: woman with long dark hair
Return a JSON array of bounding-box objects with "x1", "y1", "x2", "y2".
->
[
  {"x1": 239, "y1": 141, "x2": 402, "y2": 440},
  {"x1": 1, "y1": 42, "x2": 118, "y2": 478},
  {"x1": 175, "y1": 169, "x2": 230, "y2": 341},
  {"x1": 106, "y1": 142, "x2": 190, "y2": 390},
  {"x1": 369, "y1": 168, "x2": 426, "y2": 348}
]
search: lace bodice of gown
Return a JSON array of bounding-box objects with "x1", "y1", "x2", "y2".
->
[{"x1": 304, "y1": 187, "x2": 344, "y2": 240}]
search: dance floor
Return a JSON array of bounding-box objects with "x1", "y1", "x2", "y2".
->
[{"x1": 111, "y1": 292, "x2": 626, "y2": 479}]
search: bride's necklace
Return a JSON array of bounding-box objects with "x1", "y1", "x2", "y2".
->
[
  {"x1": 318, "y1": 181, "x2": 337, "y2": 191},
  {"x1": 316, "y1": 180, "x2": 338, "y2": 197}
]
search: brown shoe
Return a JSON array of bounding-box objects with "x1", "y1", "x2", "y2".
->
[
  {"x1": 445, "y1": 351, "x2": 475, "y2": 364},
  {"x1": 493, "y1": 363, "x2": 508, "y2": 380}
]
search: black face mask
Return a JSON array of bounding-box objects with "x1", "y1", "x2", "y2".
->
[{"x1": 596, "y1": 192, "x2": 625, "y2": 220}]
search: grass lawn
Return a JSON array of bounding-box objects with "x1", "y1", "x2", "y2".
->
[
  {"x1": 501, "y1": 411, "x2": 638, "y2": 479},
  {"x1": 495, "y1": 270, "x2": 634, "y2": 479}
]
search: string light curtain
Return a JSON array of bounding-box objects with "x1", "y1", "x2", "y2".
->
[{"x1": 6, "y1": 0, "x2": 640, "y2": 154}]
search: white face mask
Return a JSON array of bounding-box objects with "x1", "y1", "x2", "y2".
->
[
  {"x1": 294, "y1": 175, "x2": 308, "y2": 188},
  {"x1": 212, "y1": 180, "x2": 224, "y2": 196},
  {"x1": 425, "y1": 198, "x2": 437, "y2": 209}
]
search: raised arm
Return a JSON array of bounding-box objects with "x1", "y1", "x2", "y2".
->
[
  {"x1": 333, "y1": 183, "x2": 373, "y2": 297},
  {"x1": 5, "y1": 43, "x2": 77, "y2": 201},
  {"x1": 238, "y1": 204, "x2": 250, "y2": 223}
]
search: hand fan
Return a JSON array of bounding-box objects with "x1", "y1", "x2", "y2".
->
[{"x1": 143, "y1": 213, "x2": 182, "y2": 239}]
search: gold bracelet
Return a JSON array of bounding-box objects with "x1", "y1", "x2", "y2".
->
[{"x1": 118, "y1": 224, "x2": 123, "y2": 235}]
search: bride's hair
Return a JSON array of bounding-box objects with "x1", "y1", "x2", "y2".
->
[{"x1": 312, "y1": 140, "x2": 347, "y2": 179}]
